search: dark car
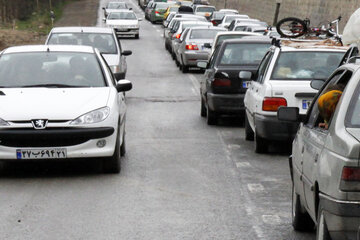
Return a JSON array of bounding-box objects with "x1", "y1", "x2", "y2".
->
[{"x1": 197, "y1": 37, "x2": 272, "y2": 125}]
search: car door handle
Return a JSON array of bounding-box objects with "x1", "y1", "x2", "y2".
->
[{"x1": 314, "y1": 154, "x2": 318, "y2": 163}]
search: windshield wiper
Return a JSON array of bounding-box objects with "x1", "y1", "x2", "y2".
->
[{"x1": 22, "y1": 84, "x2": 85, "y2": 88}]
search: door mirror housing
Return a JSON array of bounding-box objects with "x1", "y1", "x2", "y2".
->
[
  {"x1": 116, "y1": 79, "x2": 132, "y2": 92},
  {"x1": 197, "y1": 61, "x2": 208, "y2": 69},
  {"x1": 102, "y1": 18, "x2": 106, "y2": 22},
  {"x1": 122, "y1": 50, "x2": 132, "y2": 56},
  {"x1": 310, "y1": 79, "x2": 325, "y2": 90},
  {"x1": 102, "y1": 7, "x2": 105, "y2": 10},
  {"x1": 277, "y1": 107, "x2": 300, "y2": 122},
  {"x1": 239, "y1": 71, "x2": 252, "y2": 80},
  {"x1": 129, "y1": 8, "x2": 133, "y2": 10},
  {"x1": 214, "y1": 71, "x2": 229, "y2": 79},
  {"x1": 204, "y1": 43, "x2": 212, "y2": 48}
]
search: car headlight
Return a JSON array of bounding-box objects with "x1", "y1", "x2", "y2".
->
[
  {"x1": 110, "y1": 65, "x2": 121, "y2": 73},
  {"x1": 0, "y1": 118, "x2": 9, "y2": 126},
  {"x1": 70, "y1": 107, "x2": 110, "y2": 125}
]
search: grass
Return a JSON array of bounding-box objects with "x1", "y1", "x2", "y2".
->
[{"x1": 14, "y1": 0, "x2": 72, "y2": 34}]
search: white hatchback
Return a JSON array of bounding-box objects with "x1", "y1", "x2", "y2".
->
[{"x1": 0, "y1": 45, "x2": 132, "y2": 173}]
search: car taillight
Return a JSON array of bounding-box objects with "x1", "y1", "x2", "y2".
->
[
  {"x1": 176, "y1": 34, "x2": 181, "y2": 39},
  {"x1": 186, "y1": 44, "x2": 199, "y2": 50},
  {"x1": 211, "y1": 20, "x2": 217, "y2": 26},
  {"x1": 155, "y1": 11, "x2": 160, "y2": 14},
  {"x1": 262, "y1": 97, "x2": 287, "y2": 111},
  {"x1": 340, "y1": 167, "x2": 360, "y2": 191},
  {"x1": 212, "y1": 78, "x2": 231, "y2": 87}
]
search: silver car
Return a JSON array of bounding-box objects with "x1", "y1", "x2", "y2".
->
[
  {"x1": 46, "y1": 27, "x2": 132, "y2": 79},
  {"x1": 278, "y1": 63, "x2": 360, "y2": 239},
  {"x1": 177, "y1": 26, "x2": 226, "y2": 73}
]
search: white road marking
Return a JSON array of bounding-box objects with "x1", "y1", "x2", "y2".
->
[
  {"x1": 262, "y1": 215, "x2": 282, "y2": 225},
  {"x1": 227, "y1": 144, "x2": 241, "y2": 149},
  {"x1": 247, "y1": 183, "x2": 264, "y2": 193},
  {"x1": 187, "y1": 74, "x2": 200, "y2": 96},
  {"x1": 252, "y1": 226, "x2": 265, "y2": 238},
  {"x1": 236, "y1": 162, "x2": 251, "y2": 168}
]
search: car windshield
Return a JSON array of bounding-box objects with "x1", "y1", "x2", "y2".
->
[
  {"x1": 271, "y1": 52, "x2": 344, "y2": 80},
  {"x1": 219, "y1": 43, "x2": 270, "y2": 65},
  {"x1": 47, "y1": 33, "x2": 118, "y2": 54},
  {"x1": 182, "y1": 23, "x2": 208, "y2": 30},
  {"x1": 190, "y1": 29, "x2": 223, "y2": 39},
  {"x1": 216, "y1": 34, "x2": 249, "y2": 47},
  {"x1": 225, "y1": 15, "x2": 248, "y2": 23},
  {"x1": 108, "y1": 12, "x2": 137, "y2": 20},
  {"x1": 0, "y1": 52, "x2": 106, "y2": 88},
  {"x1": 197, "y1": 7, "x2": 215, "y2": 12},
  {"x1": 107, "y1": 2, "x2": 127, "y2": 9}
]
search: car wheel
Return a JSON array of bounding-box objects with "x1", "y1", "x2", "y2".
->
[
  {"x1": 245, "y1": 114, "x2": 254, "y2": 141},
  {"x1": 292, "y1": 184, "x2": 314, "y2": 231},
  {"x1": 182, "y1": 65, "x2": 189, "y2": 73},
  {"x1": 120, "y1": 130, "x2": 126, "y2": 157},
  {"x1": 175, "y1": 58, "x2": 180, "y2": 67},
  {"x1": 207, "y1": 106, "x2": 217, "y2": 125},
  {"x1": 316, "y1": 204, "x2": 331, "y2": 240},
  {"x1": 255, "y1": 129, "x2": 268, "y2": 153},
  {"x1": 201, "y1": 96, "x2": 206, "y2": 117},
  {"x1": 171, "y1": 52, "x2": 176, "y2": 60},
  {"x1": 135, "y1": 34, "x2": 139, "y2": 39},
  {"x1": 103, "y1": 128, "x2": 121, "y2": 174}
]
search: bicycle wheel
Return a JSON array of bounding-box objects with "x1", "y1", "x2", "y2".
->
[{"x1": 276, "y1": 17, "x2": 308, "y2": 38}]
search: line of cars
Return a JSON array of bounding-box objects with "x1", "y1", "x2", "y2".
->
[
  {"x1": 145, "y1": 0, "x2": 360, "y2": 238},
  {"x1": 0, "y1": 4, "x2": 136, "y2": 174}
]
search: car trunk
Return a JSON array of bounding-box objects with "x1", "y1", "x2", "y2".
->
[{"x1": 211, "y1": 65, "x2": 258, "y2": 94}]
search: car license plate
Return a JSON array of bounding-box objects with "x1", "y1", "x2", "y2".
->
[
  {"x1": 242, "y1": 81, "x2": 250, "y2": 88},
  {"x1": 16, "y1": 148, "x2": 67, "y2": 159},
  {"x1": 302, "y1": 99, "x2": 312, "y2": 110}
]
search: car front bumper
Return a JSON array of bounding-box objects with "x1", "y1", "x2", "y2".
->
[
  {"x1": 207, "y1": 93, "x2": 245, "y2": 115},
  {"x1": 0, "y1": 127, "x2": 117, "y2": 160},
  {"x1": 254, "y1": 114, "x2": 299, "y2": 141},
  {"x1": 320, "y1": 193, "x2": 360, "y2": 240},
  {"x1": 183, "y1": 51, "x2": 210, "y2": 66}
]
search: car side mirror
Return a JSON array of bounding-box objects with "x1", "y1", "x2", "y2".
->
[
  {"x1": 277, "y1": 107, "x2": 300, "y2": 122},
  {"x1": 197, "y1": 61, "x2": 208, "y2": 69},
  {"x1": 239, "y1": 71, "x2": 252, "y2": 80},
  {"x1": 102, "y1": 7, "x2": 105, "y2": 10},
  {"x1": 129, "y1": 8, "x2": 133, "y2": 10},
  {"x1": 122, "y1": 50, "x2": 132, "y2": 56},
  {"x1": 310, "y1": 79, "x2": 325, "y2": 90},
  {"x1": 204, "y1": 43, "x2": 211, "y2": 48},
  {"x1": 116, "y1": 79, "x2": 132, "y2": 92},
  {"x1": 102, "y1": 18, "x2": 106, "y2": 22}
]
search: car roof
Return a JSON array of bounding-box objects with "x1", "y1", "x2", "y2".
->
[
  {"x1": 279, "y1": 39, "x2": 349, "y2": 51},
  {"x1": 215, "y1": 31, "x2": 262, "y2": 37},
  {"x1": 222, "y1": 38, "x2": 272, "y2": 44},
  {"x1": 2, "y1": 45, "x2": 95, "y2": 54},
  {"x1": 108, "y1": 9, "x2": 134, "y2": 12},
  {"x1": 189, "y1": 26, "x2": 226, "y2": 31},
  {"x1": 50, "y1": 27, "x2": 114, "y2": 34},
  {"x1": 280, "y1": 46, "x2": 347, "y2": 52}
]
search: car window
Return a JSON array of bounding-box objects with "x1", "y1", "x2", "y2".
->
[
  {"x1": 48, "y1": 33, "x2": 118, "y2": 54},
  {"x1": 180, "y1": 28, "x2": 190, "y2": 41},
  {"x1": 108, "y1": 12, "x2": 137, "y2": 20},
  {"x1": 189, "y1": 29, "x2": 223, "y2": 39},
  {"x1": 271, "y1": 51, "x2": 344, "y2": 81},
  {"x1": 107, "y1": 2, "x2": 127, "y2": 9},
  {"x1": 196, "y1": 7, "x2": 215, "y2": 12},
  {"x1": 256, "y1": 51, "x2": 272, "y2": 83},
  {"x1": 209, "y1": 46, "x2": 221, "y2": 68},
  {"x1": 215, "y1": 35, "x2": 245, "y2": 48},
  {"x1": 219, "y1": 43, "x2": 270, "y2": 66},
  {"x1": 0, "y1": 52, "x2": 106, "y2": 87}
]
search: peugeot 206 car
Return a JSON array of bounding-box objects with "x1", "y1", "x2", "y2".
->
[
  {"x1": 278, "y1": 62, "x2": 360, "y2": 239},
  {"x1": 46, "y1": 27, "x2": 132, "y2": 80},
  {"x1": 0, "y1": 45, "x2": 132, "y2": 173}
]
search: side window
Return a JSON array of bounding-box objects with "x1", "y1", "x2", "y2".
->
[
  {"x1": 306, "y1": 70, "x2": 352, "y2": 129},
  {"x1": 209, "y1": 47, "x2": 220, "y2": 68},
  {"x1": 180, "y1": 28, "x2": 189, "y2": 41},
  {"x1": 256, "y1": 51, "x2": 272, "y2": 83}
]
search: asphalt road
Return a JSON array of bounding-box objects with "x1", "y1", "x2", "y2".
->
[{"x1": 0, "y1": 1, "x2": 315, "y2": 239}]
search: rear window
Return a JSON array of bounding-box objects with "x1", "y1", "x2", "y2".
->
[
  {"x1": 47, "y1": 33, "x2": 118, "y2": 54},
  {"x1": 190, "y1": 29, "x2": 223, "y2": 39},
  {"x1": 108, "y1": 12, "x2": 137, "y2": 20},
  {"x1": 219, "y1": 43, "x2": 270, "y2": 65},
  {"x1": 107, "y1": 2, "x2": 127, "y2": 9},
  {"x1": 271, "y1": 51, "x2": 345, "y2": 80},
  {"x1": 212, "y1": 12, "x2": 225, "y2": 20},
  {"x1": 196, "y1": 7, "x2": 215, "y2": 12},
  {"x1": 155, "y1": 3, "x2": 171, "y2": 9},
  {"x1": 216, "y1": 34, "x2": 249, "y2": 48}
]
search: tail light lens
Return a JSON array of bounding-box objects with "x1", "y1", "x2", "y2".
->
[
  {"x1": 340, "y1": 167, "x2": 360, "y2": 191},
  {"x1": 211, "y1": 20, "x2": 217, "y2": 26},
  {"x1": 155, "y1": 11, "x2": 160, "y2": 14},
  {"x1": 186, "y1": 44, "x2": 199, "y2": 50},
  {"x1": 262, "y1": 97, "x2": 287, "y2": 111},
  {"x1": 212, "y1": 78, "x2": 231, "y2": 87},
  {"x1": 176, "y1": 34, "x2": 181, "y2": 39}
]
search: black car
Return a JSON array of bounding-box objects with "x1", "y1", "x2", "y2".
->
[{"x1": 197, "y1": 37, "x2": 272, "y2": 125}]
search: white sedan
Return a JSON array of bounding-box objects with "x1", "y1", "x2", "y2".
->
[
  {"x1": 0, "y1": 45, "x2": 132, "y2": 173},
  {"x1": 104, "y1": 10, "x2": 141, "y2": 39}
]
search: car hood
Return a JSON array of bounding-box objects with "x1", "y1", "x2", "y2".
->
[
  {"x1": 106, "y1": 19, "x2": 138, "y2": 25},
  {"x1": 102, "y1": 53, "x2": 120, "y2": 67},
  {"x1": 0, "y1": 88, "x2": 110, "y2": 121}
]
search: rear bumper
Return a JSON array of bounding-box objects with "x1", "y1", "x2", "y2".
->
[
  {"x1": 320, "y1": 193, "x2": 360, "y2": 240},
  {"x1": 114, "y1": 29, "x2": 139, "y2": 36},
  {"x1": 254, "y1": 114, "x2": 299, "y2": 141},
  {"x1": 207, "y1": 93, "x2": 245, "y2": 115},
  {"x1": 183, "y1": 51, "x2": 210, "y2": 66}
]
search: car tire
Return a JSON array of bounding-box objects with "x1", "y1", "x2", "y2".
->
[
  {"x1": 245, "y1": 114, "x2": 254, "y2": 141},
  {"x1": 135, "y1": 34, "x2": 139, "y2": 39},
  {"x1": 171, "y1": 52, "x2": 176, "y2": 60},
  {"x1": 207, "y1": 106, "x2": 217, "y2": 125},
  {"x1": 255, "y1": 129, "x2": 268, "y2": 153},
  {"x1": 103, "y1": 128, "x2": 121, "y2": 174},
  {"x1": 316, "y1": 204, "x2": 331, "y2": 240},
  {"x1": 175, "y1": 58, "x2": 180, "y2": 67},
  {"x1": 292, "y1": 184, "x2": 314, "y2": 231},
  {"x1": 201, "y1": 97, "x2": 206, "y2": 117},
  {"x1": 182, "y1": 65, "x2": 189, "y2": 73},
  {"x1": 120, "y1": 130, "x2": 126, "y2": 157}
]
